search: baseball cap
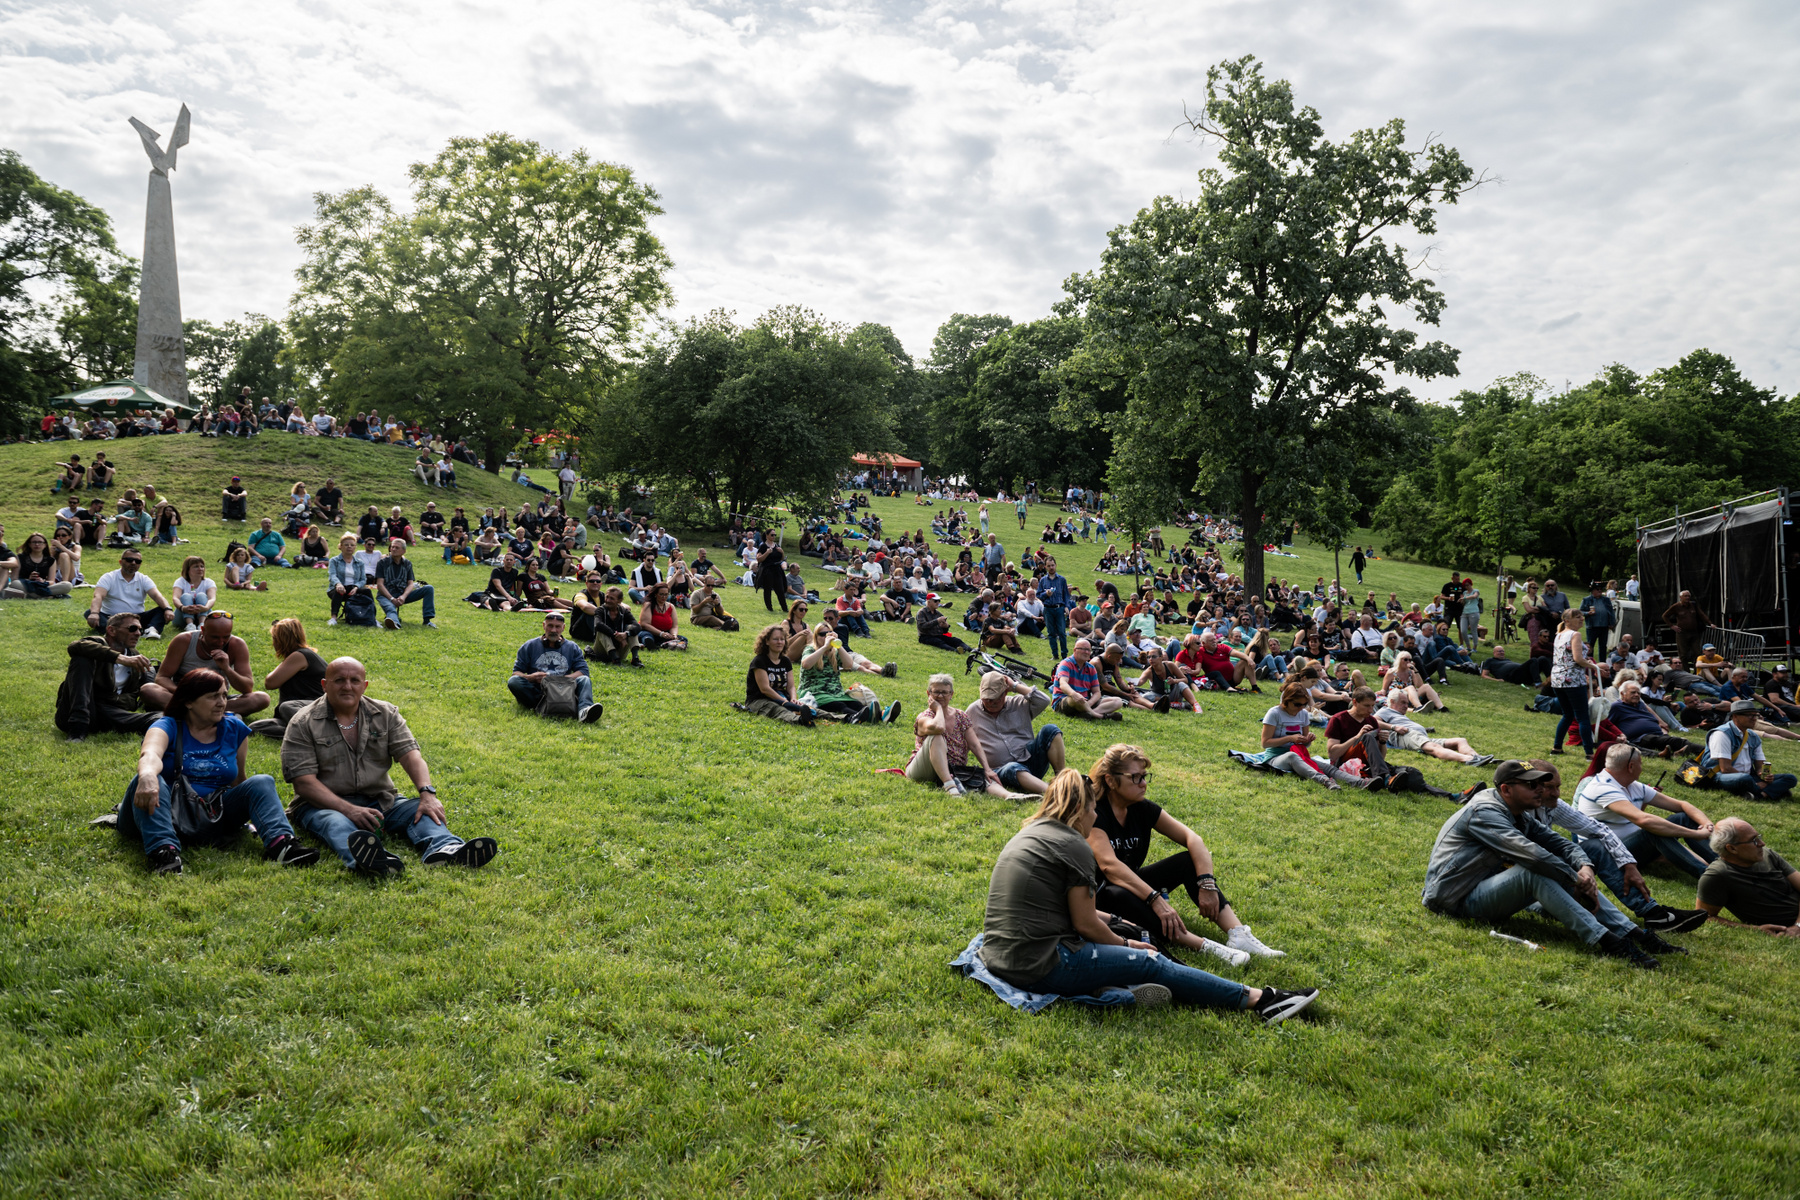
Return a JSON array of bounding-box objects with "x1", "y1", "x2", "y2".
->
[
  {"x1": 1775, "y1": 664, "x2": 1791, "y2": 673},
  {"x1": 1703, "y1": 643, "x2": 1717, "y2": 650},
  {"x1": 231, "y1": 476, "x2": 241, "y2": 482},
  {"x1": 1493, "y1": 759, "x2": 1553, "y2": 785},
  {"x1": 925, "y1": 592, "x2": 940, "y2": 601},
  {"x1": 978, "y1": 671, "x2": 1012, "y2": 698}
]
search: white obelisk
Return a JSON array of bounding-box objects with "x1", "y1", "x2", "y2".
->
[{"x1": 129, "y1": 105, "x2": 191, "y2": 403}]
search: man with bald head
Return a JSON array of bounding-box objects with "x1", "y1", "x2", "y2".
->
[
  {"x1": 1696, "y1": 818, "x2": 1800, "y2": 936},
  {"x1": 280, "y1": 656, "x2": 496, "y2": 876}
]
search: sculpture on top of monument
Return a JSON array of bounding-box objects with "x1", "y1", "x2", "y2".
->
[{"x1": 130, "y1": 104, "x2": 191, "y2": 404}]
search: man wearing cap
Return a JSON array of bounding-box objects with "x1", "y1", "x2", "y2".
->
[
  {"x1": 915, "y1": 592, "x2": 970, "y2": 653},
  {"x1": 1661, "y1": 589, "x2": 1712, "y2": 673},
  {"x1": 1762, "y1": 664, "x2": 1800, "y2": 725},
  {"x1": 1579, "y1": 581, "x2": 1616, "y2": 659},
  {"x1": 506, "y1": 611, "x2": 604, "y2": 723},
  {"x1": 1695, "y1": 644, "x2": 1731, "y2": 689},
  {"x1": 1695, "y1": 818, "x2": 1800, "y2": 935},
  {"x1": 221, "y1": 476, "x2": 247, "y2": 522},
  {"x1": 1706, "y1": 700, "x2": 1798, "y2": 800},
  {"x1": 965, "y1": 671, "x2": 1065, "y2": 795},
  {"x1": 1423, "y1": 760, "x2": 1667, "y2": 967}
]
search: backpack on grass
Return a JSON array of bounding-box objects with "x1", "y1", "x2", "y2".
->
[
  {"x1": 535, "y1": 675, "x2": 582, "y2": 719},
  {"x1": 342, "y1": 592, "x2": 379, "y2": 627}
]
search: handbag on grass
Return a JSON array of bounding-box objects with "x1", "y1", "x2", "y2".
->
[{"x1": 165, "y1": 721, "x2": 233, "y2": 846}]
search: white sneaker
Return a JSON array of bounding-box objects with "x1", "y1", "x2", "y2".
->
[
  {"x1": 941, "y1": 777, "x2": 967, "y2": 797},
  {"x1": 142, "y1": 628, "x2": 161, "y2": 639},
  {"x1": 1226, "y1": 924, "x2": 1287, "y2": 958},
  {"x1": 1198, "y1": 937, "x2": 1252, "y2": 968},
  {"x1": 327, "y1": 617, "x2": 338, "y2": 626}
]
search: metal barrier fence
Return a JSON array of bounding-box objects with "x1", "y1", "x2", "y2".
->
[{"x1": 1708, "y1": 625, "x2": 1769, "y2": 667}]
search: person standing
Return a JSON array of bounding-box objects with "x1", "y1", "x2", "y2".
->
[
  {"x1": 1550, "y1": 608, "x2": 1597, "y2": 758},
  {"x1": 281, "y1": 657, "x2": 498, "y2": 875},
  {"x1": 1038, "y1": 557, "x2": 1072, "y2": 661},
  {"x1": 1015, "y1": 495, "x2": 1028, "y2": 530},
  {"x1": 1580, "y1": 581, "x2": 1616, "y2": 659},
  {"x1": 981, "y1": 534, "x2": 1005, "y2": 587},
  {"x1": 755, "y1": 530, "x2": 788, "y2": 614},
  {"x1": 1661, "y1": 589, "x2": 1711, "y2": 670},
  {"x1": 1350, "y1": 546, "x2": 1366, "y2": 584}
]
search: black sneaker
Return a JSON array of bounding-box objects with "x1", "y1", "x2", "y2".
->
[
  {"x1": 147, "y1": 845, "x2": 183, "y2": 875},
  {"x1": 884, "y1": 701, "x2": 903, "y2": 724},
  {"x1": 424, "y1": 836, "x2": 498, "y2": 869},
  {"x1": 1629, "y1": 927, "x2": 1688, "y2": 956},
  {"x1": 263, "y1": 835, "x2": 320, "y2": 868},
  {"x1": 1153, "y1": 694, "x2": 1171, "y2": 714},
  {"x1": 1646, "y1": 906, "x2": 1709, "y2": 934},
  {"x1": 1252, "y1": 986, "x2": 1320, "y2": 1024},
  {"x1": 1128, "y1": 983, "x2": 1171, "y2": 1009},
  {"x1": 1597, "y1": 931, "x2": 1658, "y2": 969},
  {"x1": 579, "y1": 703, "x2": 604, "y2": 723},
  {"x1": 347, "y1": 829, "x2": 402, "y2": 877}
]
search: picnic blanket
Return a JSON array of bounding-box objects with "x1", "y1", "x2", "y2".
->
[{"x1": 949, "y1": 932, "x2": 1135, "y2": 1013}]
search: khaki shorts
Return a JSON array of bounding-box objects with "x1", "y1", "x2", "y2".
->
[{"x1": 1394, "y1": 727, "x2": 1431, "y2": 753}]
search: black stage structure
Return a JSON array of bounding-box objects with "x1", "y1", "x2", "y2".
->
[{"x1": 1636, "y1": 489, "x2": 1795, "y2": 669}]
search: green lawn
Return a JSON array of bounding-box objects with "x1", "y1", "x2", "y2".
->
[{"x1": 1, "y1": 438, "x2": 1797, "y2": 1198}]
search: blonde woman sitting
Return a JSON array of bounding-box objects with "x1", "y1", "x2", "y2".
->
[
  {"x1": 1385, "y1": 650, "x2": 1446, "y2": 712},
  {"x1": 907, "y1": 673, "x2": 1027, "y2": 798}
]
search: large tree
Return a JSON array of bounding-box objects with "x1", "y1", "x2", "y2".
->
[
  {"x1": 289, "y1": 134, "x2": 671, "y2": 469},
  {"x1": 923, "y1": 312, "x2": 1013, "y2": 487},
  {"x1": 1081, "y1": 56, "x2": 1479, "y2": 597},
  {"x1": 593, "y1": 307, "x2": 896, "y2": 528}
]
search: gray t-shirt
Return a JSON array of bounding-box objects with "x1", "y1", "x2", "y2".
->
[
  {"x1": 1697, "y1": 850, "x2": 1798, "y2": 927},
  {"x1": 980, "y1": 819, "x2": 1099, "y2": 986}
]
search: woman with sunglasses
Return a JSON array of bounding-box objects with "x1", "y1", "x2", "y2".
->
[
  {"x1": 1087, "y1": 743, "x2": 1290, "y2": 961},
  {"x1": 978, "y1": 769, "x2": 1318, "y2": 1021}
]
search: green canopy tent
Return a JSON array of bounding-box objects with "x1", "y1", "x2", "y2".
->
[{"x1": 50, "y1": 379, "x2": 198, "y2": 415}]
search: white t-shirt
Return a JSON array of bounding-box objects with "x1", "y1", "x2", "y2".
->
[
  {"x1": 1015, "y1": 597, "x2": 1043, "y2": 619},
  {"x1": 96, "y1": 569, "x2": 157, "y2": 616},
  {"x1": 1262, "y1": 705, "x2": 1311, "y2": 741},
  {"x1": 1707, "y1": 727, "x2": 1762, "y2": 774},
  {"x1": 558, "y1": 467, "x2": 576, "y2": 485},
  {"x1": 1575, "y1": 770, "x2": 1659, "y2": 834},
  {"x1": 174, "y1": 576, "x2": 216, "y2": 610},
  {"x1": 1351, "y1": 626, "x2": 1384, "y2": 651},
  {"x1": 354, "y1": 549, "x2": 385, "y2": 578}
]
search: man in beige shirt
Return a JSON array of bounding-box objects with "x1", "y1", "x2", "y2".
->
[{"x1": 280, "y1": 656, "x2": 497, "y2": 876}]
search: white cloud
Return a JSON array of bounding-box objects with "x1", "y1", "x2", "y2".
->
[{"x1": 2, "y1": 0, "x2": 1796, "y2": 395}]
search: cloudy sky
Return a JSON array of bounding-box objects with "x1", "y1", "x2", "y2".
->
[{"x1": 3, "y1": 0, "x2": 1797, "y2": 399}]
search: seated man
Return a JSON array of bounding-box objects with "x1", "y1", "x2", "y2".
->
[
  {"x1": 55, "y1": 613, "x2": 159, "y2": 742},
  {"x1": 506, "y1": 611, "x2": 604, "y2": 722},
  {"x1": 583, "y1": 585, "x2": 642, "y2": 667},
  {"x1": 281, "y1": 656, "x2": 498, "y2": 876},
  {"x1": 86, "y1": 549, "x2": 171, "y2": 638},
  {"x1": 108, "y1": 498, "x2": 153, "y2": 546},
  {"x1": 914, "y1": 592, "x2": 969, "y2": 653},
  {"x1": 1051, "y1": 639, "x2": 1125, "y2": 720},
  {"x1": 964, "y1": 670, "x2": 1065, "y2": 795},
  {"x1": 1696, "y1": 818, "x2": 1800, "y2": 936},
  {"x1": 221, "y1": 476, "x2": 248, "y2": 521},
  {"x1": 1341, "y1": 614, "x2": 1386, "y2": 663},
  {"x1": 417, "y1": 503, "x2": 446, "y2": 542},
  {"x1": 145, "y1": 610, "x2": 272, "y2": 717},
  {"x1": 1607, "y1": 633, "x2": 1643, "y2": 674},
  {"x1": 414, "y1": 448, "x2": 439, "y2": 487},
  {"x1": 1576, "y1": 742, "x2": 1717, "y2": 887},
  {"x1": 687, "y1": 580, "x2": 735, "y2": 631},
  {"x1": 1705, "y1": 699, "x2": 1798, "y2": 800},
  {"x1": 1185, "y1": 631, "x2": 1258, "y2": 692},
  {"x1": 1719, "y1": 667, "x2": 1785, "y2": 725},
  {"x1": 1422, "y1": 760, "x2": 1670, "y2": 967},
  {"x1": 247, "y1": 518, "x2": 289, "y2": 568},
  {"x1": 373, "y1": 538, "x2": 437, "y2": 629},
  {"x1": 1695, "y1": 644, "x2": 1730, "y2": 687},
  {"x1": 88, "y1": 452, "x2": 115, "y2": 489},
  {"x1": 1762, "y1": 663, "x2": 1800, "y2": 726},
  {"x1": 1610, "y1": 679, "x2": 1702, "y2": 757},
  {"x1": 1375, "y1": 689, "x2": 1495, "y2": 765},
  {"x1": 315, "y1": 477, "x2": 344, "y2": 526},
  {"x1": 1098, "y1": 643, "x2": 1164, "y2": 712}
]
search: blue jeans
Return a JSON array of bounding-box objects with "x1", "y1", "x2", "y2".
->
[
  {"x1": 1454, "y1": 865, "x2": 1636, "y2": 944},
  {"x1": 995, "y1": 725, "x2": 1063, "y2": 789},
  {"x1": 1716, "y1": 771, "x2": 1798, "y2": 801},
  {"x1": 506, "y1": 673, "x2": 594, "y2": 711},
  {"x1": 840, "y1": 613, "x2": 872, "y2": 638},
  {"x1": 377, "y1": 584, "x2": 435, "y2": 623},
  {"x1": 116, "y1": 772, "x2": 294, "y2": 856},
  {"x1": 1030, "y1": 941, "x2": 1250, "y2": 1010},
  {"x1": 1044, "y1": 605, "x2": 1069, "y2": 660},
  {"x1": 1553, "y1": 686, "x2": 1594, "y2": 756},
  {"x1": 297, "y1": 795, "x2": 462, "y2": 868},
  {"x1": 1577, "y1": 837, "x2": 1660, "y2": 917}
]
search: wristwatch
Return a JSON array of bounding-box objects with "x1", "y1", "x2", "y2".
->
[{"x1": 418, "y1": 785, "x2": 438, "y2": 795}]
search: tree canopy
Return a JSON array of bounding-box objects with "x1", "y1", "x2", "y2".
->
[
  {"x1": 1078, "y1": 56, "x2": 1479, "y2": 597},
  {"x1": 289, "y1": 133, "x2": 671, "y2": 469}
]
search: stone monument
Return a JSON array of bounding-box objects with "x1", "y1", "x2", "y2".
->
[{"x1": 129, "y1": 105, "x2": 191, "y2": 404}]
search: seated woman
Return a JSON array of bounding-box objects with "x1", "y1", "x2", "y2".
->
[
  {"x1": 468, "y1": 525, "x2": 503, "y2": 565},
  {"x1": 799, "y1": 623, "x2": 898, "y2": 723},
  {"x1": 116, "y1": 667, "x2": 318, "y2": 875},
  {"x1": 49, "y1": 525, "x2": 83, "y2": 581},
  {"x1": 979, "y1": 768, "x2": 1316, "y2": 1020},
  {"x1": 907, "y1": 673, "x2": 1029, "y2": 797},
  {"x1": 150, "y1": 501, "x2": 183, "y2": 546},
  {"x1": 326, "y1": 534, "x2": 372, "y2": 624},
  {"x1": 3, "y1": 531, "x2": 69, "y2": 599},
  {"x1": 981, "y1": 603, "x2": 1025, "y2": 655},
  {"x1": 1260, "y1": 684, "x2": 1366, "y2": 790},
  {"x1": 743, "y1": 623, "x2": 813, "y2": 724},
  {"x1": 384, "y1": 506, "x2": 414, "y2": 546},
  {"x1": 1136, "y1": 644, "x2": 1203, "y2": 714},
  {"x1": 516, "y1": 557, "x2": 568, "y2": 610},
  {"x1": 441, "y1": 527, "x2": 474, "y2": 563},
  {"x1": 1385, "y1": 650, "x2": 1446, "y2": 712},
  {"x1": 169, "y1": 555, "x2": 215, "y2": 630},
  {"x1": 224, "y1": 545, "x2": 265, "y2": 592},
  {"x1": 294, "y1": 525, "x2": 332, "y2": 568},
  {"x1": 637, "y1": 583, "x2": 689, "y2": 651},
  {"x1": 262, "y1": 617, "x2": 328, "y2": 728}
]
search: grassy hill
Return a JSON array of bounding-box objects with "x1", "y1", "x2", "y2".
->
[{"x1": 0, "y1": 436, "x2": 1796, "y2": 1198}]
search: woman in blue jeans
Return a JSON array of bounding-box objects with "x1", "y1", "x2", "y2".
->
[
  {"x1": 977, "y1": 770, "x2": 1319, "y2": 1023},
  {"x1": 118, "y1": 667, "x2": 318, "y2": 876},
  {"x1": 1549, "y1": 609, "x2": 1597, "y2": 758}
]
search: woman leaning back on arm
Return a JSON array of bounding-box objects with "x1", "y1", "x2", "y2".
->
[{"x1": 977, "y1": 769, "x2": 1318, "y2": 1022}]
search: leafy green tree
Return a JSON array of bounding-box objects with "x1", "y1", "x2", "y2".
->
[
  {"x1": 853, "y1": 322, "x2": 928, "y2": 462},
  {"x1": 290, "y1": 134, "x2": 671, "y2": 470},
  {"x1": 594, "y1": 307, "x2": 897, "y2": 528},
  {"x1": 1082, "y1": 56, "x2": 1480, "y2": 599},
  {"x1": 923, "y1": 313, "x2": 1012, "y2": 486},
  {"x1": 221, "y1": 320, "x2": 295, "y2": 406},
  {"x1": 184, "y1": 317, "x2": 256, "y2": 407}
]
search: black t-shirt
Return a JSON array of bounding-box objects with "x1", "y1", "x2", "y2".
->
[
  {"x1": 419, "y1": 512, "x2": 445, "y2": 535},
  {"x1": 1442, "y1": 579, "x2": 1467, "y2": 620},
  {"x1": 1092, "y1": 799, "x2": 1165, "y2": 873},
  {"x1": 521, "y1": 575, "x2": 553, "y2": 605},
  {"x1": 747, "y1": 654, "x2": 794, "y2": 705},
  {"x1": 279, "y1": 648, "x2": 329, "y2": 705},
  {"x1": 347, "y1": 417, "x2": 368, "y2": 436},
  {"x1": 1483, "y1": 657, "x2": 1526, "y2": 683},
  {"x1": 224, "y1": 484, "x2": 246, "y2": 499},
  {"x1": 450, "y1": 515, "x2": 470, "y2": 534},
  {"x1": 359, "y1": 514, "x2": 385, "y2": 540},
  {"x1": 488, "y1": 567, "x2": 521, "y2": 597},
  {"x1": 317, "y1": 487, "x2": 342, "y2": 510},
  {"x1": 18, "y1": 551, "x2": 57, "y2": 581}
]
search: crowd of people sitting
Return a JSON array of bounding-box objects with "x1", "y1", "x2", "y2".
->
[{"x1": 17, "y1": 450, "x2": 1800, "y2": 1025}]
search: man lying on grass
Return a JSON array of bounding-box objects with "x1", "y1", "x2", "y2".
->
[{"x1": 1422, "y1": 759, "x2": 1682, "y2": 969}]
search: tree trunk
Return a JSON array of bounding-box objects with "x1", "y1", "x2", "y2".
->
[
  {"x1": 1239, "y1": 468, "x2": 1265, "y2": 602},
  {"x1": 482, "y1": 437, "x2": 502, "y2": 473}
]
